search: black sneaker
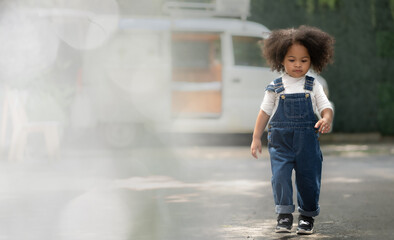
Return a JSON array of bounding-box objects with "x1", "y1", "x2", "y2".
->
[
  {"x1": 275, "y1": 214, "x2": 293, "y2": 233},
  {"x1": 296, "y1": 215, "x2": 314, "y2": 235}
]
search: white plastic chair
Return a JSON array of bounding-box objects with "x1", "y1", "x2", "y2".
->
[{"x1": 0, "y1": 87, "x2": 60, "y2": 161}]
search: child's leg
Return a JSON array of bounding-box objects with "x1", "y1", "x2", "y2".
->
[
  {"x1": 269, "y1": 128, "x2": 296, "y2": 214},
  {"x1": 294, "y1": 128, "x2": 323, "y2": 217}
]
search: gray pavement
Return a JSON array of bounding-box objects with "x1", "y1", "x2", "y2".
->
[{"x1": 0, "y1": 135, "x2": 393, "y2": 240}]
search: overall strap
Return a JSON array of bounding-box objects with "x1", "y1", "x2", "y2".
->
[
  {"x1": 304, "y1": 75, "x2": 315, "y2": 91},
  {"x1": 265, "y1": 77, "x2": 285, "y2": 93}
]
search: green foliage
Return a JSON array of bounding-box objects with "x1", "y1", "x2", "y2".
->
[
  {"x1": 306, "y1": 0, "x2": 315, "y2": 13},
  {"x1": 376, "y1": 31, "x2": 394, "y2": 57},
  {"x1": 371, "y1": 0, "x2": 377, "y2": 27},
  {"x1": 296, "y1": 0, "x2": 338, "y2": 13},
  {"x1": 249, "y1": 0, "x2": 394, "y2": 135},
  {"x1": 319, "y1": 0, "x2": 338, "y2": 10},
  {"x1": 378, "y1": 83, "x2": 394, "y2": 135},
  {"x1": 391, "y1": 0, "x2": 394, "y2": 19}
]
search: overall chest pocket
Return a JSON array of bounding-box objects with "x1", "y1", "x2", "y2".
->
[{"x1": 283, "y1": 98, "x2": 309, "y2": 119}]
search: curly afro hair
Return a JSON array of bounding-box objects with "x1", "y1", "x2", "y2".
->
[{"x1": 262, "y1": 25, "x2": 334, "y2": 74}]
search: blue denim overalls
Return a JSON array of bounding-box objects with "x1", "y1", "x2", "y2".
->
[{"x1": 266, "y1": 75, "x2": 322, "y2": 217}]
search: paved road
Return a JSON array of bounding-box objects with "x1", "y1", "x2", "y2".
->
[{"x1": 0, "y1": 135, "x2": 393, "y2": 240}]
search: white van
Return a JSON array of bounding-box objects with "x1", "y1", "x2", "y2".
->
[{"x1": 80, "y1": 16, "x2": 331, "y2": 146}]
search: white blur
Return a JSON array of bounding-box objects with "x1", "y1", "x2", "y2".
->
[
  {"x1": 0, "y1": 0, "x2": 264, "y2": 239},
  {"x1": 0, "y1": 0, "x2": 172, "y2": 239}
]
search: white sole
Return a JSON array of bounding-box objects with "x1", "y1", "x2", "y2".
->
[
  {"x1": 275, "y1": 227, "x2": 292, "y2": 233},
  {"x1": 296, "y1": 228, "x2": 314, "y2": 235}
]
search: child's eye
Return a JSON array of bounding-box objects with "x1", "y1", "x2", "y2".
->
[
  {"x1": 302, "y1": 60, "x2": 308, "y2": 63},
  {"x1": 288, "y1": 59, "x2": 295, "y2": 62}
]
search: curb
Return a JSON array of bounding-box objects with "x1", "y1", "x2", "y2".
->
[{"x1": 320, "y1": 132, "x2": 394, "y2": 144}]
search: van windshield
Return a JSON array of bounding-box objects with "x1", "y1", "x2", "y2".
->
[{"x1": 232, "y1": 36, "x2": 267, "y2": 67}]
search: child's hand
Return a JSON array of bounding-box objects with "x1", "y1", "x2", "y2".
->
[
  {"x1": 315, "y1": 118, "x2": 331, "y2": 134},
  {"x1": 251, "y1": 139, "x2": 262, "y2": 159}
]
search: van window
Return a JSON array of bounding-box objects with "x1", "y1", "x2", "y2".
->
[
  {"x1": 172, "y1": 33, "x2": 221, "y2": 72},
  {"x1": 232, "y1": 36, "x2": 267, "y2": 67}
]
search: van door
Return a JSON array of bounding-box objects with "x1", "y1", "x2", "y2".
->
[
  {"x1": 171, "y1": 32, "x2": 222, "y2": 118},
  {"x1": 224, "y1": 35, "x2": 278, "y2": 132}
]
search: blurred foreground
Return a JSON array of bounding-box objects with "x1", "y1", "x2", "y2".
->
[
  {"x1": 0, "y1": 133, "x2": 393, "y2": 239},
  {"x1": 0, "y1": 1, "x2": 393, "y2": 239}
]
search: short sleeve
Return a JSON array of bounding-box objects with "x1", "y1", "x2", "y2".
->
[
  {"x1": 260, "y1": 89, "x2": 276, "y2": 116},
  {"x1": 314, "y1": 81, "x2": 333, "y2": 115}
]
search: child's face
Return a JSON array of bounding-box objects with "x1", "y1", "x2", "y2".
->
[{"x1": 282, "y1": 43, "x2": 311, "y2": 78}]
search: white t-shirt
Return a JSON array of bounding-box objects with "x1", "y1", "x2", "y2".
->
[{"x1": 260, "y1": 73, "x2": 333, "y2": 118}]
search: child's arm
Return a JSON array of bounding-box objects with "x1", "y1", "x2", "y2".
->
[
  {"x1": 251, "y1": 110, "x2": 270, "y2": 159},
  {"x1": 315, "y1": 108, "x2": 333, "y2": 134}
]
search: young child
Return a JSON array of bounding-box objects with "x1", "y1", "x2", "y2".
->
[{"x1": 250, "y1": 25, "x2": 334, "y2": 235}]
